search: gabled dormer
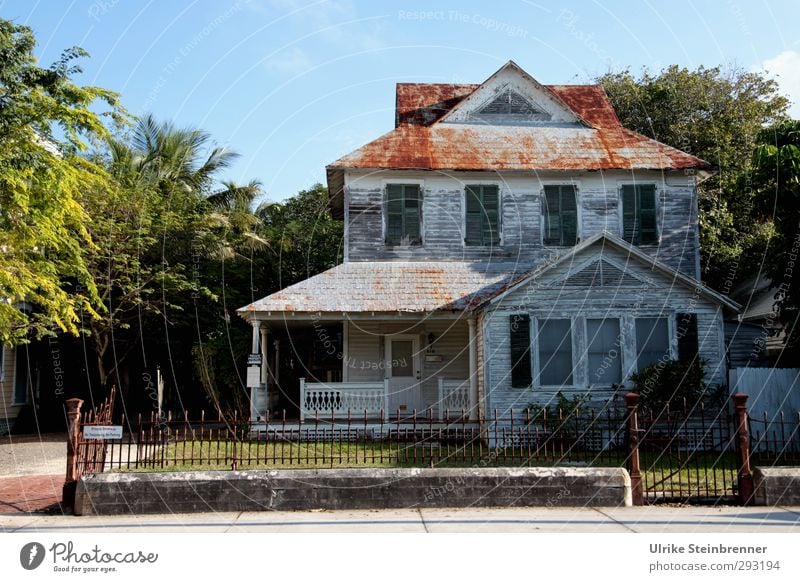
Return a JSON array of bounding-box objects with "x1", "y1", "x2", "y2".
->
[{"x1": 437, "y1": 60, "x2": 587, "y2": 127}]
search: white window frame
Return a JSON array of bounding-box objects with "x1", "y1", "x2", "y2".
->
[
  {"x1": 461, "y1": 180, "x2": 504, "y2": 248},
  {"x1": 539, "y1": 180, "x2": 582, "y2": 247},
  {"x1": 533, "y1": 316, "x2": 577, "y2": 389},
  {"x1": 617, "y1": 180, "x2": 662, "y2": 246},
  {"x1": 381, "y1": 179, "x2": 425, "y2": 247}
]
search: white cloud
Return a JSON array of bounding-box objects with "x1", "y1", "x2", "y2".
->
[
  {"x1": 760, "y1": 50, "x2": 800, "y2": 118},
  {"x1": 265, "y1": 46, "x2": 313, "y2": 75}
]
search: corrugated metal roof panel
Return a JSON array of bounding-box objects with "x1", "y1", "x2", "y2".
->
[
  {"x1": 238, "y1": 261, "x2": 528, "y2": 314},
  {"x1": 328, "y1": 123, "x2": 710, "y2": 172}
]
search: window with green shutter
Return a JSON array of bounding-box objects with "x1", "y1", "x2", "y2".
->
[
  {"x1": 621, "y1": 184, "x2": 657, "y2": 245},
  {"x1": 465, "y1": 185, "x2": 500, "y2": 246},
  {"x1": 386, "y1": 184, "x2": 422, "y2": 245},
  {"x1": 510, "y1": 314, "x2": 532, "y2": 388},
  {"x1": 542, "y1": 185, "x2": 578, "y2": 246}
]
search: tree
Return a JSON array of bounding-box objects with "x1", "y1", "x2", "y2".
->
[
  {"x1": 752, "y1": 120, "x2": 800, "y2": 356},
  {"x1": 78, "y1": 115, "x2": 258, "y2": 389},
  {"x1": 597, "y1": 65, "x2": 789, "y2": 289},
  {"x1": 0, "y1": 19, "x2": 125, "y2": 344}
]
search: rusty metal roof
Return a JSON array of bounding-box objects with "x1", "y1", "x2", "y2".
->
[
  {"x1": 330, "y1": 80, "x2": 710, "y2": 174},
  {"x1": 237, "y1": 261, "x2": 527, "y2": 314},
  {"x1": 328, "y1": 123, "x2": 710, "y2": 173},
  {"x1": 395, "y1": 83, "x2": 622, "y2": 129}
]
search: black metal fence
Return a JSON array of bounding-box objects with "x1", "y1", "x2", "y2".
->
[{"x1": 67, "y1": 393, "x2": 800, "y2": 506}]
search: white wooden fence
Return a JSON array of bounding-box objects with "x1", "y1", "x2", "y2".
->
[
  {"x1": 299, "y1": 378, "x2": 389, "y2": 420},
  {"x1": 729, "y1": 368, "x2": 800, "y2": 417}
]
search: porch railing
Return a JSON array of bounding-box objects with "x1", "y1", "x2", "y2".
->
[
  {"x1": 438, "y1": 378, "x2": 470, "y2": 420},
  {"x1": 300, "y1": 378, "x2": 389, "y2": 420}
]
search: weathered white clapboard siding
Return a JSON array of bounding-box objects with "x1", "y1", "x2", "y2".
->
[
  {"x1": 344, "y1": 320, "x2": 471, "y2": 411},
  {"x1": 724, "y1": 321, "x2": 768, "y2": 368},
  {"x1": 482, "y1": 242, "x2": 725, "y2": 412},
  {"x1": 0, "y1": 345, "x2": 20, "y2": 434},
  {"x1": 344, "y1": 170, "x2": 699, "y2": 278},
  {"x1": 728, "y1": 368, "x2": 800, "y2": 418}
]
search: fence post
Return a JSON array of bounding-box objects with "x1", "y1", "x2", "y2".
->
[
  {"x1": 733, "y1": 393, "x2": 755, "y2": 505},
  {"x1": 62, "y1": 398, "x2": 84, "y2": 508},
  {"x1": 625, "y1": 392, "x2": 644, "y2": 506}
]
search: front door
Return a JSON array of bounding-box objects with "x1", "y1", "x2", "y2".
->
[{"x1": 385, "y1": 335, "x2": 421, "y2": 416}]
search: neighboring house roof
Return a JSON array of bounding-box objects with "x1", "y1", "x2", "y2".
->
[
  {"x1": 238, "y1": 233, "x2": 738, "y2": 317},
  {"x1": 237, "y1": 261, "x2": 528, "y2": 316},
  {"x1": 730, "y1": 275, "x2": 779, "y2": 322},
  {"x1": 328, "y1": 60, "x2": 711, "y2": 217},
  {"x1": 480, "y1": 231, "x2": 741, "y2": 312}
]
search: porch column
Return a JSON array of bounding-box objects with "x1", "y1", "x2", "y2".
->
[
  {"x1": 260, "y1": 326, "x2": 269, "y2": 384},
  {"x1": 260, "y1": 326, "x2": 270, "y2": 416},
  {"x1": 468, "y1": 317, "x2": 478, "y2": 421},
  {"x1": 248, "y1": 319, "x2": 261, "y2": 421}
]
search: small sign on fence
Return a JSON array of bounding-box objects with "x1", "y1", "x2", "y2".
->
[{"x1": 83, "y1": 425, "x2": 123, "y2": 440}]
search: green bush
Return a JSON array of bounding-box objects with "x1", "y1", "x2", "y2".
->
[{"x1": 630, "y1": 359, "x2": 718, "y2": 412}]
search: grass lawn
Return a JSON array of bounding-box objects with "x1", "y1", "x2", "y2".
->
[{"x1": 111, "y1": 440, "x2": 741, "y2": 499}]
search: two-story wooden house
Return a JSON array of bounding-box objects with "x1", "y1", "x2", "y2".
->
[{"x1": 238, "y1": 61, "x2": 738, "y2": 422}]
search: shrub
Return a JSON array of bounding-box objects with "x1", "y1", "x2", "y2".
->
[{"x1": 630, "y1": 358, "x2": 714, "y2": 412}]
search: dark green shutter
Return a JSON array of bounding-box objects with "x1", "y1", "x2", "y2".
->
[
  {"x1": 561, "y1": 186, "x2": 578, "y2": 246},
  {"x1": 404, "y1": 185, "x2": 421, "y2": 243},
  {"x1": 482, "y1": 186, "x2": 500, "y2": 244},
  {"x1": 465, "y1": 185, "x2": 500, "y2": 245},
  {"x1": 638, "y1": 185, "x2": 657, "y2": 244},
  {"x1": 543, "y1": 186, "x2": 561, "y2": 245},
  {"x1": 510, "y1": 314, "x2": 532, "y2": 388},
  {"x1": 386, "y1": 184, "x2": 404, "y2": 245},
  {"x1": 621, "y1": 185, "x2": 637, "y2": 243},
  {"x1": 677, "y1": 313, "x2": 699, "y2": 362},
  {"x1": 465, "y1": 186, "x2": 483, "y2": 245}
]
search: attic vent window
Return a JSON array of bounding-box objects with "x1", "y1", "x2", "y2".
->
[{"x1": 476, "y1": 89, "x2": 550, "y2": 119}]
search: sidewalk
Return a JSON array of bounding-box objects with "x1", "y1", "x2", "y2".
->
[
  {"x1": 0, "y1": 433, "x2": 67, "y2": 515},
  {"x1": 3, "y1": 505, "x2": 800, "y2": 533}
]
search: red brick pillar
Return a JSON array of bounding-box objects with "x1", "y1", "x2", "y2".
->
[
  {"x1": 625, "y1": 392, "x2": 644, "y2": 506},
  {"x1": 734, "y1": 393, "x2": 755, "y2": 505},
  {"x1": 62, "y1": 398, "x2": 83, "y2": 508}
]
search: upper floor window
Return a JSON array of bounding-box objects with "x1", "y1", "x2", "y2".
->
[
  {"x1": 542, "y1": 185, "x2": 578, "y2": 246},
  {"x1": 621, "y1": 184, "x2": 657, "y2": 245},
  {"x1": 464, "y1": 185, "x2": 500, "y2": 246},
  {"x1": 386, "y1": 184, "x2": 421, "y2": 246}
]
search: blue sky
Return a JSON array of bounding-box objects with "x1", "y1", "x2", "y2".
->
[{"x1": 2, "y1": 0, "x2": 799, "y2": 203}]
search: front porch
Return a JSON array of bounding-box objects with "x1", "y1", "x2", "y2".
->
[{"x1": 246, "y1": 315, "x2": 481, "y2": 422}]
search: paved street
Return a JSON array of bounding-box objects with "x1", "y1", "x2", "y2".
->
[{"x1": 2, "y1": 505, "x2": 800, "y2": 533}]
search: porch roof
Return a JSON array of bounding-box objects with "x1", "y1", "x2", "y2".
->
[{"x1": 237, "y1": 261, "x2": 525, "y2": 316}]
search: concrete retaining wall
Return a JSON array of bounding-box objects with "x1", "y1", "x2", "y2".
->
[
  {"x1": 753, "y1": 467, "x2": 800, "y2": 506},
  {"x1": 74, "y1": 467, "x2": 631, "y2": 515}
]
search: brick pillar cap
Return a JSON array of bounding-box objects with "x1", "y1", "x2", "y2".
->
[
  {"x1": 624, "y1": 392, "x2": 640, "y2": 405},
  {"x1": 732, "y1": 393, "x2": 749, "y2": 405}
]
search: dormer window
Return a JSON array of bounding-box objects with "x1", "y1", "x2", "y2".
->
[{"x1": 474, "y1": 88, "x2": 551, "y2": 122}]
